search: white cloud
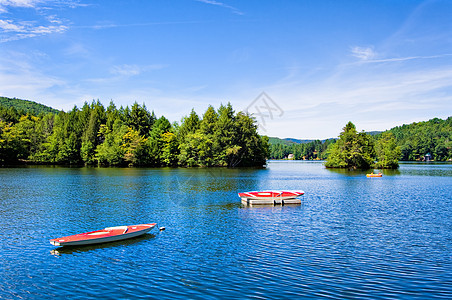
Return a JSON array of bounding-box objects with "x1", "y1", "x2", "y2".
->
[
  {"x1": 351, "y1": 46, "x2": 376, "y2": 60},
  {"x1": 0, "y1": 51, "x2": 66, "y2": 105},
  {"x1": 112, "y1": 64, "x2": 167, "y2": 76},
  {"x1": 0, "y1": 0, "x2": 74, "y2": 42},
  {"x1": 0, "y1": 0, "x2": 84, "y2": 11},
  {"x1": 0, "y1": 18, "x2": 68, "y2": 42},
  {"x1": 0, "y1": 0, "x2": 41, "y2": 9},
  {"x1": 0, "y1": 19, "x2": 23, "y2": 31},
  {"x1": 253, "y1": 50, "x2": 452, "y2": 139},
  {"x1": 110, "y1": 64, "x2": 142, "y2": 77}
]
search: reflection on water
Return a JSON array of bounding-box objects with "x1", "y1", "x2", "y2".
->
[
  {"x1": 325, "y1": 166, "x2": 401, "y2": 176},
  {"x1": 50, "y1": 234, "x2": 157, "y2": 256},
  {"x1": 1, "y1": 162, "x2": 451, "y2": 299}
]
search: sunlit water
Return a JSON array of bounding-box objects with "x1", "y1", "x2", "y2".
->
[{"x1": 1, "y1": 161, "x2": 451, "y2": 299}]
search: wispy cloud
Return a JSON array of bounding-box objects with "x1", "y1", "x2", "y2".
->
[
  {"x1": 75, "y1": 20, "x2": 210, "y2": 31},
  {"x1": 0, "y1": 18, "x2": 67, "y2": 42},
  {"x1": 196, "y1": 0, "x2": 243, "y2": 15},
  {"x1": 0, "y1": 0, "x2": 79, "y2": 42},
  {"x1": 350, "y1": 46, "x2": 376, "y2": 60},
  {"x1": 110, "y1": 64, "x2": 167, "y2": 77},
  {"x1": 0, "y1": 0, "x2": 85, "y2": 11},
  {"x1": 353, "y1": 53, "x2": 452, "y2": 64},
  {"x1": 0, "y1": 50, "x2": 66, "y2": 102},
  {"x1": 0, "y1": 0, "x2": 42, "y2": 10},
  {"x1": 257, "y1": 47, "x2": 452, "y2": 138}
]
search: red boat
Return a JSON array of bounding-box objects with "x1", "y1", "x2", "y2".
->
[
  {"x1": 50, "y1": 223, "x2": 156, "y2": 247},
  {"x1": 238, "y1": 190, "x2": 305, "y2": 200}
]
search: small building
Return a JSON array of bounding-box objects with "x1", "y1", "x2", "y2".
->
[
  {"x1": 424, "y1": 153, "x2": 432, "y2": 161},
  {"x1": 287, "y1": 154, "x2": 294, "y2": 160}
]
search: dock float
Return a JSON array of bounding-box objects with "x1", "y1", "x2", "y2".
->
[{"x1": 241, "y1": 197, "x2": 302, "y2": 206}]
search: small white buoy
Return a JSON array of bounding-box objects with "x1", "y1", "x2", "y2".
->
[{"x1": 159, "y1": 226, "x2": 166, "y2": 231}]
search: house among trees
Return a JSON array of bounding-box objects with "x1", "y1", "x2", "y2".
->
[
  {"x1": 287, "y1": 154, "x2": 294, "y2": 160},
  {"x1": 424, "y1": 153, "x2": 432, "y2": 161}
]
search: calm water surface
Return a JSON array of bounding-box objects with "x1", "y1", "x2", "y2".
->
[{"x1": 1, "y1": 161, "x2": 451, "y2": 299}]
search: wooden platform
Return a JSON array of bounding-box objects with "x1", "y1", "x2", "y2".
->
[{"x1": 241, "y1": 197, "x2": 302, "y2": 206}]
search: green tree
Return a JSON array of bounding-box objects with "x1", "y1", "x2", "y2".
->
[
  {"x1": 374, "y1": 132, "x2": 401, "y2": 169},
  {"x1": 81, "y1": 102, "x2": 105, "y2": 164},
  {"x1": 128, "y1": 102, "x2": 155, "y2": 137},
  {"x1": 147, "y1": 116, "x2": 172, "y2": 166},
  {"x1": 212, "y1": 103, "x2": 236, "y2": 166},
  {"x1": 95, "y1": 120, "x2": 127, "y2": 166},
  {"x1": 233, "y1": 112, "x2": 268, "y2": 167},
  {"x1": 0, "y1": 121, "x2": 22, "y2": 163},
  {"x1": 178, "y1": 109, "x2": 200, "y2": 141},
  {"x1": 325, "y1": 121, "x2": 374, "y2": 169},
  {"x1": 161, "y1": 132, "x2": 179, "y2": 166},
  {"x1": 14, "y1": 115, "x2": 41, "y2": 160}
]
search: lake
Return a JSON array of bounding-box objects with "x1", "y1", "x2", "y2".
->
[{"x1": 1, "y1": 161, "x2": 451, "y2": 299}]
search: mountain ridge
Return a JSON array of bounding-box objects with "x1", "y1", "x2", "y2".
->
[{"x1": 0, "y1": 96, "x2": 61, "y2": 116}]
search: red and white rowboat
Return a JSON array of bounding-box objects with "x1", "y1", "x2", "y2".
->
[
  {"x1": 50, "y1": 223, "x2": 156, "y2": 247},
  {"x1": 238, "y1": 190, "x2": 304, "y2": 200}
]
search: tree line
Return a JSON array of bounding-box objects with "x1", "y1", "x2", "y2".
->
[
  {"x1": 269, "y1": 139, "x2": 335, "y2": 160},
  {"x1": 269, "y1": 117, "x2": 452, "y2": 166},
  {"x1": 0, "y1": 100, "x2": 269, "y2": 167}
]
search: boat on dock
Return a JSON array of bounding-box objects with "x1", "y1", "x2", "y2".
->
[
  {"x1": 50, "y1": 223, "x2": 156, "y2": 247},
  {"x1": 239, "y1": 190, "x2": 304, "y2": 205}
]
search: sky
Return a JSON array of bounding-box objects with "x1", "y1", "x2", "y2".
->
[{"x1": 0, "y1": 0, "x2": 451, "y2": 139}]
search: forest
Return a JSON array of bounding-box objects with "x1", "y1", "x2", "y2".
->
[
  {"x1": 0, "y1": 99, "x2": 269, "y2": 167},
  {"x1": 1, "y1": 97, "x2": 451, "y2": 167},
  {"x1": 386, "y1": 117, "x2": 452, "y2": 161},
  {"x1": 269, "y1": 117, "x2": 452, "y2": 163}
]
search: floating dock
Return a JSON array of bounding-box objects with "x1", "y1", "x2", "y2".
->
[{"x1": 241, "y1": 197, "x2": 302, "y2": 206}]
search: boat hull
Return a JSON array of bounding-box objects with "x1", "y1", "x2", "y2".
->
[{"x1": 50, "y1": 223, "x2": 156, "y2": 247}]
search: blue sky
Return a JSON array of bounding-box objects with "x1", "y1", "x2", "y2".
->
[{"x1": 1, "y1": 0, "x2": 451, "y2": 139}]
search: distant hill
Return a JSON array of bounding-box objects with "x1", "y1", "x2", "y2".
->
[
  {"x1": 269, "y1": 137, "x2": 332, "y2": 145},
  {"x1": 384, "y1": 117, "x2": 452, "y2": 161},
  {"x1": 366, "y1": 131, "x2": 383, "y2": 136},
  {"x1": 269, "y1": 137, "x2": 298, "y2": 145},
  {"x1": 0, "y1": 96, "x2": 60, "y2": 115}
]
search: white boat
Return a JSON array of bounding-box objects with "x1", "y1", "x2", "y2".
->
[{"x1": 239, "y1": 190, "x2": 304, "y2": 205}]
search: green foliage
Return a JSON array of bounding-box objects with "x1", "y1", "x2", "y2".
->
[
  {"x1": 5, "y1": 96, "x2": 447, "y2": 167},
  {"x1": 128, "y1": 102, "x2": 155, "y2": 137},
  {"x1": 272, "y1": 117, "x2": 451, "y2": 165},
  {"x1": 0, "y1": 98, "x2": 269, "y2": 167},
  {"x1": 95, "y1": 120, "x2": 127, "y2": 166},
  {"x1": 176, "y1": 104, "x2": 268, "y2": 167},
  {"x1": 0, "y1": 121, "x2": 23, "y2": 163},
  {"x1": 325, "y1": 121, "x2": 401, "y2": 169},
  {"x1": 325, "y1": 122, "x2": 375, "y2": 169},
  {"x1": 384, "y1": 117, "x2": 452, "y2": 161},
  {"x1": 374, "y1": 132, "x2": 401, "y2": 169}
]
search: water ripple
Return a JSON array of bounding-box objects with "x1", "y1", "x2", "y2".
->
[{"x1": 1, "y1": 163, "x2": 451, "y2": 299}]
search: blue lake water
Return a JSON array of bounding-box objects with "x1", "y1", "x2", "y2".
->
[{"x1": 1, "y1": 161, "x2": 451, "y2": 299}]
